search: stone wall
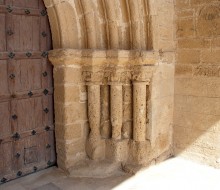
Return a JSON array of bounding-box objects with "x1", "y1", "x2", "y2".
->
[
  {"x1": 45, "y1": 0, "x2": 220, "y2": 171},
  {"x1": 44, "y1": 0, "x2": 175, "y2": 172},
  {"x1": 49, "y1": 49, "x2": 174, "y2": 173},
  {"x1": 174, "y1": 0, "x2": 220, "y2": 167}
]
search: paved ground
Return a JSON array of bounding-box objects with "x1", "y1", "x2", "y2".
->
[{"x1": 1, "y1": 157, "x2": 220, "y2": 190}]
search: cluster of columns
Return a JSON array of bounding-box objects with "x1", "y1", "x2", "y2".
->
[{"x1": 87, "y1": 80, "x2": 148, "y2": 157}]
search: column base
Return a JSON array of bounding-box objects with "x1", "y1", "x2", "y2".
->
[
  {"x1": 105, "y1": 139, "x2": 129, "y2": 162},
  {"x1": 86, "y1": 138, "x2": 106, "y2": 161},
  {"x1": 128, "y1": 140, "x2": 152, "y2": 165}
]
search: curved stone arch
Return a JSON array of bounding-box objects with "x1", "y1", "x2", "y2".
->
[{"x1": 43, "y1": 0, "x2": 153, "y2": 50}]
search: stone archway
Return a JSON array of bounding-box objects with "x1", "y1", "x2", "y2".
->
[
  {"x1": 44, "y1": 0, "x2": 153, "y2": 50},
  {"x1": 43, "y1": 0, "x2": 175, "y2": 173}
]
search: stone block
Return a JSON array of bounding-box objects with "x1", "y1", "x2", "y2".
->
[
  {"x1": 175, "y1": 64, "x2": 193, "y2": 76},
  {"x1": 174, "y1": 95, "x2": 220, "y2": 115},
  {"x1": 56, "y1": 139, "x2": 86, "y2": 158},
  {"x1": 176, "y1": 10, "x2": 194, "y2": 18},
  {"x1": 54, "y1": 85, "x2": 80, "y2": 103},
  {"x1": 55, "y1": 123, "x2": 83, "y2": 141},
  {"x1": 105, "y1": 139, "x2": 129, "y2": 162},
  {"x1": 154, "y1": 132, "x2": 172, "y2": 156},
  {"x1": 177, "y1": 50, "x2": 200, "y2": 64},
  {"x1": 55, "y1": 2, "x2": 82, "y2": 49},
  {"x1": 54, "y1": 67, "x2": 82, "y2": 85},
  {"x1": 86, "y1": 138, "x2": 105, "y2": 161},
  {"x1": 55, "y1": 102, "x2": 87, "y2": 124},
  {"x1": 69, "y1": 160, "x2": 121, "y2": 178},
  {"x1": 152, "y1": 79, "x2": 174, "y2": 100},
  {"x1": 175, "y1": 77, "x2": 220, "y2": 98},
  {"x1": 151, "y1": 96, "x2": 174, "y2": 125},
  {"x1": 158, "y1": 40, "x2": 175, "y2": 51},
  {"x1": 190, "y1": 0, "x2": 214, "y2": 5},
  {"x1": 212, "y1": 37, "x2": 220, "y2": 48},
  {"x1": 178, "y1": 38, "x2": 210, "y2": 49},
  {"x1": 44, "y1": 0, "x2": 60, "y2": 8},
  {"x1": 57, "y1": 153, "x2": 87, "y2": 172},
  {"x1": 177, "y1": 18, "x2": 195, "y2": 38},
  {"x1": 46, "y1": 6, "x2": 61, "y2": 49},
  {"x1": 175, "y1": 0, "x2": 190, "y2": 10},
  {"x1": 173, "y1": 125, "x2": 191, "y2": 148},
  {"x1": 201, "y1": 50, "x2": 220, "y2": 64},
  {"x1": 197, "y1": 4, "x2": 220, "y2": 37},
  {"x1": 128, "y1": 140, "x2": 152, "y2": 165}
]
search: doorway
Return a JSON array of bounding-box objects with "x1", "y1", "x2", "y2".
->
[{"x1": 0, "y1": 0, "x2": 56, "y2": 183}]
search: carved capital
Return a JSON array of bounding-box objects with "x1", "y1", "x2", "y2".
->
[
  {"x1": 82, "y1": 65, "x2": 153, "y2": 84},
  {"x1": 82, "y1": 70, "x2": 104, "y2": 83}
]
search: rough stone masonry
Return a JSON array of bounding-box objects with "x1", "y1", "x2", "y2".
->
[{"x1": 44, "y1": 0, "x2": 220, "y2": 174}]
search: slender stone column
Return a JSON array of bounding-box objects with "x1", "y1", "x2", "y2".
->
[
  {"x1": 100, "y1": 85, "x2": 111, "y2": 139},
  {"x1": 88, "y1": 85, "x2": 101, "y2": 139},
  {"x1": 111, "y1": 84, "x2": 123, "y2": 140},
  {"x1": 86, "y1": 84, "x2": 105, "y2": 160},
  {"x1": 133, "y1": 82, "x2": 147, "y2": 141}
]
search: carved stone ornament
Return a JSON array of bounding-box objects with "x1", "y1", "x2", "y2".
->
[{"x1": 82, "y1": 65, "x2": 152, "y2": 84}]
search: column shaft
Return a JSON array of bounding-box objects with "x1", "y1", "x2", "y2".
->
[
  {"x1": 88, "y1": 85, "x2": 101, "y2": 138},
  {"x1": 111, "y1": 85, "x2": 123, "y2": 140},
  {"x1": 133, "y1": 83, "x2": 147, "y2": 141}
]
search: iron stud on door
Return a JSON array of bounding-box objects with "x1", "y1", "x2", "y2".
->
[
  {"x1": 15, "y1": 153, "x2": 21, "y2": 158},
  {"x1": 45, "y1": 126, "x2": 50, "y2": 131},
  {"x1": 28, "y1": 91, "x2": 33, "y2": 97},
  {"x1": 12, "y1": 132, "x2": 20, "y2": 140},
  {"x1": 33, "y1": 166, "x2": 38, "y2": 172},
  {"x1": 9, "y1": 74, "x2": 15, "y2": 79},
  {"x1": 41, "y1": 51, "x2": 48, "y2": 58},
  {"x1": 43, "y1": 89, "x2": 49, "y2": 95},
  {"x1": 42, "y1": 31, "x2": 47, "y2": 37},
  {"x1": 44, "y1": 108, "x2": 49, "y2": 113},
  {"x1": 8, "y1": 52, "x2": 15, "y2": 59},
  {"x1": 47, "y1": 160, "x2": 52, "y2": 166},
  {"x1": 46, "y1": 144, "x2": 51, "y2": 149},
  {"x1": 7, "y1": 29, "x2": 14, "y2": 36},
  {"x1": 41, "y1": 10, "x2": 47, "y2": 16},
  {"x1": 12, "y1": 114, "x2": 17, "y2": 120},
  {"x1": 11, "y1": 94, "x2": 16, "y2": 98},
  {"x1": 6, "y1": 5, "x2": 13, "y2": 13},
  {"x1": 1, "y1": 177, "x2": 7, "y2": 183},
  {"x1": 42, "y1": 71, "x2": 48, "y2": 77},
  {"x1": 17, "y1": 171, "x2": 22, "y2": 177},
  {"x1": 26, "y1": 52, "x2": 32, "y2": 57},
  {"x1": 32, "y1": 130, "x2": 37, "y2": 135},
  {"x1": 24, "y1": 9, "x2": 30, "y2": 15}
]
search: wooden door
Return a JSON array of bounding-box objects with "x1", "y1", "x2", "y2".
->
[{"x1": 0, "y1": 0, "x2": 55, "y2": 183}]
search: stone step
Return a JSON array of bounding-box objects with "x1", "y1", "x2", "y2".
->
[{"x1": 68, "y1": 160, "x2": 123, "y2": 178}]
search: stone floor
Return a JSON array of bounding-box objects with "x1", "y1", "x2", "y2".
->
[{"x1": 1, "y1": 157, "x2": 220, "y2": 190}]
